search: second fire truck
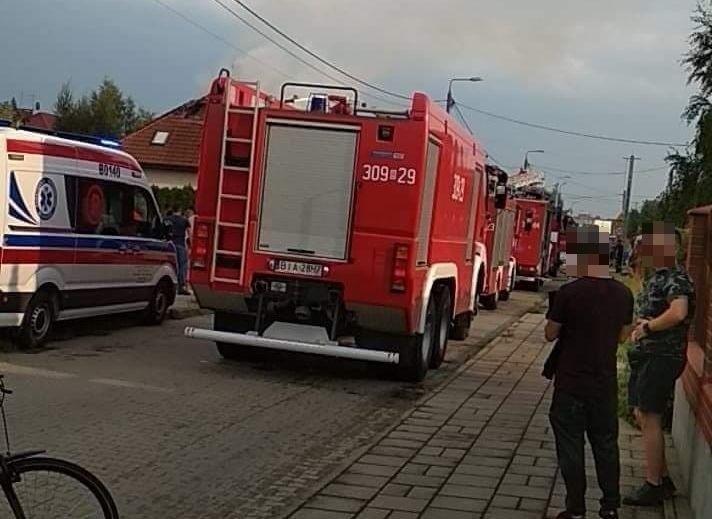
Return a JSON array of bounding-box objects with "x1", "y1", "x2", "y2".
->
[{"x1": 185, "y1": 71, "x2": 509, "y2": 381}]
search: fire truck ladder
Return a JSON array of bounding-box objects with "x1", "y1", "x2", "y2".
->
[{"x1": 211, "y1": 80, "x2": 261, "y2": 285}]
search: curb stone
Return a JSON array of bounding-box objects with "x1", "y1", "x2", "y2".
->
[{"x1": 277, "y1": 292, "x2": 547, "y2": 519}]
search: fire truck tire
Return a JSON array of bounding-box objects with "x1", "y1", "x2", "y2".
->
[
  {"x1": 398, "y1": 295, "x2": 436, "y2": 382},
  {"x1": 480, "y1": 293, "x2": 498, "y2": 310},
  {"x1": 450, "y1": 313, "x2": 471, "y2": 341},
  {"x1": 430, "y1": 286, "x2": 452, "y2": 369},
  {"x1": 499, "y1": 272, "x2": 515, "y2": 301},
  {"x1": 214, "y1": 312, "x2": 261, "y2": 361}
]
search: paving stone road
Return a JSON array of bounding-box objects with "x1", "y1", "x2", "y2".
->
[
  {"x1": 0, "y1": 291, "x2": 541, "y2": 518},
  {"x1": 289, "y1": 313, "x2": 686, "y2": 519}
]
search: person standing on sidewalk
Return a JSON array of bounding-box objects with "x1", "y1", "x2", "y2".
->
[
  {"x1": 165, "y1": 207, "x2": 191, "y2": 295},
  {"x1": 623, "y1": 222, "x2": 694, "y2": 506},
  {"x1": 544, "y1": 227, "x2": 635, "y2": 519}
]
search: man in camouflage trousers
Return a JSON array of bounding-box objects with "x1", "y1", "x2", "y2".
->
[{"x1": 624, "y1": 222, "x2": 695, "y2": 506}]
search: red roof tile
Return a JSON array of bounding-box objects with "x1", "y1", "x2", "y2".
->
[
  {"x1": 122, "y1": 97, "x2": 206, "y2": 171},
  {"x1": 24, "y1": 112, "x2": 57, "y2": 130}
]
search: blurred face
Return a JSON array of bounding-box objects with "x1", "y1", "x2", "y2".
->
[
  {"x1": 639, "y1": 221, "x2": 676, "y2": 268},
  {"x1": 565, "y1": 226, "x2": 610, "y2": 277}
]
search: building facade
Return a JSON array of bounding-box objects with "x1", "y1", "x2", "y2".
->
[{"x1": 122, "y1": 97, "x2": 206, "y2": 189}]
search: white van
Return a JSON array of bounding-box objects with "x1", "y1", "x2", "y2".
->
[{"x1": 0, "y1": 123, "x2": 177, "y2": 348}]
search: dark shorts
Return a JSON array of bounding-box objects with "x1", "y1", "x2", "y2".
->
[{"x1": 628, "y1": 355, "x2": 685, "y2": 414}]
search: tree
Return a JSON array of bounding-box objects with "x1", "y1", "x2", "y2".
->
[
  {"x1": 657, "y1": 2, "x2": 712, "y2": 223},
  {"x1": 54, "y1": 78, "x2": 153, "y2": 138}
]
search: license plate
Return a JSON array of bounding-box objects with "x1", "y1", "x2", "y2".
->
[{"x1": 274, "y1": 260, "x2": 324, "y2": 277}]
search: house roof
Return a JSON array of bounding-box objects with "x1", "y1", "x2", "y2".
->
[
  {"x1": 23, "y1": 111, "x2": 57, "y2": 130},
  {"x1": 122, "y1": 97, "x2": 206, "y2": 171}
]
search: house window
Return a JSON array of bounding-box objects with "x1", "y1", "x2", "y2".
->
[{"x1": 151, "y1": 131, "x2": 169, "y2": 145}]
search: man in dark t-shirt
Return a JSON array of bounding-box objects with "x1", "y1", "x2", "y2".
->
[{"x1": 545, "y1": 227, "x2": 634, "y2": 519}]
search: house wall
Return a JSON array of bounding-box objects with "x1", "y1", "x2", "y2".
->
[
  {"x1": 673, "y1": 206, "x2": 712, "y2": 519},
  {"x1": 144, "y1": 168, "x2": 196, "y2": 189}
]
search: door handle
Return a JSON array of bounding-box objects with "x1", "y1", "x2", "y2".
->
[
  {"x1": 131, "y1": 245, "x2": 142, "y2": 254},
  {"x1": 119, "y1": 244, "x2": 128, "y2": 254}
]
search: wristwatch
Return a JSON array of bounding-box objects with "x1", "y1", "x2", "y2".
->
[{"x1": 643, "y1": 322, "x2": 652, "y2": 336}]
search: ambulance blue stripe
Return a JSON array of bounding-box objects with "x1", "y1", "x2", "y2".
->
[{"x1": 4, "y1": 234, "x2": 175, "y2": 253}]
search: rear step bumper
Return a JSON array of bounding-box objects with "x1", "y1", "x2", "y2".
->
[{"x1": 184, "y1": 327, "x2": 400, "y2": 364}]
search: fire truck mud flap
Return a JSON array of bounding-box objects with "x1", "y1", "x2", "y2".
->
[{"x1": 184, "y1": 322, "x2": 400, "y2": 364}]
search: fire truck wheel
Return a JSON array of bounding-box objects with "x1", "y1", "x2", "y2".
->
[
  {"x1": 430, "y1": 286, "x2": 452, "y2": 369},
  {"x1": 214, "y1": 312, "x2": 262, "y2": 361},
  {"x1": 480, "y1": 293, "x2": 498, "y2": 310},
  {"x1": 399, "y1": 295, "x2": 436, "y2": 382},
  {"x1": 450, "y1": 314, "x2": 471, "y2": 341}
]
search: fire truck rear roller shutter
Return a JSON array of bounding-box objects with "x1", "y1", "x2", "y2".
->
[
  {"x1": 258, "y1": 123, "x2": 358, "y2": 260},
  {"x1": 416, "y1": 140, "x2": 440, "y2": 265}
]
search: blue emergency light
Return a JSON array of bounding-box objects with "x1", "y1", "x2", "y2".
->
[{"x1": 17, "y1": 125, "x2": 123, "y2": 149}]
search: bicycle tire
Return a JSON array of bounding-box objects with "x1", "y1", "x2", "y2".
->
[{"x1": 5, "y1": 456, "x2": 119, "y2": 519}]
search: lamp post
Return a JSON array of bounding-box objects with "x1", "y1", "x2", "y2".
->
[
  {"x1": 522, "y1": 149, "x2": 545, "y2": 170},
  {"x1": 553, "y1": 176, "x2": 571, "y2": 208},
  {"x1": 446, "y1": 77, "x2": 483, "y2": 113}
]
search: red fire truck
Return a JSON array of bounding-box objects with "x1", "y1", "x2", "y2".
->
[
  {"x1": 510, "y1": 170, "x2": 555, "y2": 289},
  {"x1": 185, "y1": 71, "x2": 499, "y2": 381},
  {"x1": 478, "y1": 165, "x2": 518, "y2": 310}
]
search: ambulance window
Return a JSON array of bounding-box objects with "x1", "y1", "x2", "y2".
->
[
  {"x1": 131, "y1": 188, "x2": 159, "y2": 238},
  {"x1": 75, "y1": 179, "x2": 126, "y2": 236},
  {"x1": 65, "y1": 177, "x2": 78, "y2": 229}
]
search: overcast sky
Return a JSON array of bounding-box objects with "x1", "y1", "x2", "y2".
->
[{"x1": 1, "y1": 0, "x2": 699, "y2": 217}]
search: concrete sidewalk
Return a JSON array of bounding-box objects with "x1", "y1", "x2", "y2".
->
[{"x1": 287, "y1": 313, "x2": 687, "y2": 519}]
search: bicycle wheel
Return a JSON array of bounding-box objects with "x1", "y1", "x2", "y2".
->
[{"x1": 1, "y1": 456, "x2": 119, "y2": 519}]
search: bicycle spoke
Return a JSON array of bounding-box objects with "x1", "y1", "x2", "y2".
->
[{"x1": 8, "y1": 467, "x2": 108, "y2": 518}]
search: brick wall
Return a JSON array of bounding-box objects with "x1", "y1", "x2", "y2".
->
[{"x1": 682, "y1": 205, "x2": 712, "y2": 441}]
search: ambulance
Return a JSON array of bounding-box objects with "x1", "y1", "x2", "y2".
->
[{"x1": 0, "y1": 122, "x2": 177, "y2": 348}]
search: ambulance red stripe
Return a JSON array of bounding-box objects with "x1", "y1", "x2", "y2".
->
[
  {"x1": 6, "y1": 140, "x2": 141, "y2": 171},
  {"x1": 1, "y1": 249, "x2": 175, "y2": 266}
]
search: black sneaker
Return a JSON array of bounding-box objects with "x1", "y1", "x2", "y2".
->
[
  {"x1": 599, "y1": 510, "x2": 618, "y2": 519},
  {"x1": 623, "y1": 481, "x2": 664, "y2": 506},
  {"x1": 662, "y1": 476, "x2": 677, "y2": 499}
]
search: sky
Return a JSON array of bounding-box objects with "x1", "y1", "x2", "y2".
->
[{"x1": 0, "y1": 0, "x2": 700, "y2": 217}]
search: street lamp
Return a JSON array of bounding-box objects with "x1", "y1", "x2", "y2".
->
[
  {"x1": 446, "y1": 77, "x2": 483, "y2": 113},
  {"x1": 553, "y1": 175, "x2": 571, "y2": 208},
  {"x1": 522, "y1": 149, "x2": 545, "y2": 170}
]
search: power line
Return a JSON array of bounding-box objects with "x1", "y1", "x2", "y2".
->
[
  {"x1": 208, "y1": 0, "x2": 406, "y2": 108},
  {"x1": 228, "y1": 0, "x2": 411, "y2": 101},
  {"x1": 453, "y1": 104, "x2": 474, "y2": 135},
  {"x1": 456, "y1": 102, "x2": 689, "y2": 148},
  {"x1": 530, "y1": 162, "x2": 669, "y2": 176},
  {"x1": 149, "y1": 0, "x2": 292, "y2": 80}
]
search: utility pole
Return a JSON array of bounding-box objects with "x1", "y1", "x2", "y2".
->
[{"x1": 622, "y1": 155, "x2": 640, "y2": 237}]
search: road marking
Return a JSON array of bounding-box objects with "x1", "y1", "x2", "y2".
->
[
  {"x1": 0, "y1": 362, "x2": 77, "y2": 379},
  {"x1": 89, "y1": 378, "x2": 174, "y2": 393}
]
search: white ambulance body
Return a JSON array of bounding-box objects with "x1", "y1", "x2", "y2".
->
[{"x1": 0, "y1": 124, "x2": 177, "y2": 347}]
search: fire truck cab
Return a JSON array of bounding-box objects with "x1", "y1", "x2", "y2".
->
[{"x1": 186, "y1": 72, "x2": 489, "y2": 381}]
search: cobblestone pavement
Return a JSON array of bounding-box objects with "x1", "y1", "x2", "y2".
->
[
  {"x1": 289, "y1": 313, "x2": 686, "y2": 519},
  {"x1": 0, "y1": 292, "x2": 541, "y2": 518}
]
